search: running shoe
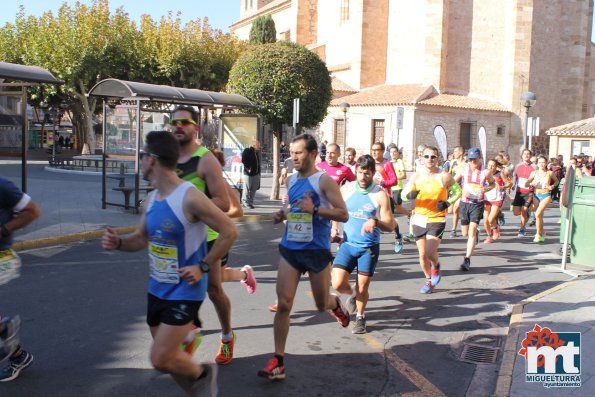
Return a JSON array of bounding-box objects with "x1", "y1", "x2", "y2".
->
[
  {"x1": 449, "y1": 230, "x2": 458, "y2": 238},
  {"x1": 533, "y1": 234, "x2": 546, "y2": 243},
  {"x1": 240, "y1": 265, "x2": 257, "y2": 294},
  {"x1": 528, "y1": 216, "x2": 536, "y2": 227},
  {"x1": 215, "y1": 332, "x2": 236, "y2": 365},
  {"x1": 330, "y1": 294, "x2": 350, "y2": 327},
  {"x1": 191, "y1": 363, "x2": 218, "y2": 397},
  {"x1": 0, "y1": 349, "x2": 33, "y2": 382},
  {"x1": 346, "y1": 294, "x2": 357, "y2": 315},
  {"x1": 268, "y1": 302, "x2": 278, "y2": 312},
  {"x1": 352, "y1": 317, "x2": 367, "y2": 334},
  {"x1": 430, "y1": 265, "x2": 441, "y2": 287},
  {"x1": 492, "y1": 227, "x2": 501, "y2": 241},
  {"x1": 484, "y1": 236, "x2": 494, "y2": 244},
  {"x1": 460, "y1": 257, "x2": 471, "y2": 271},
  {"x1": 517, "y1": 229, "x2": 526, "y2": 237},
  {"x1": 420, "y1": 279, "x2": 435, "y2": 294},
  {"x1": 394, "y1": 236, "x2": 404, "y2": 253},
  {"x1": 257, "y1": 356, "x2": 285, "y2": 380},
  {"x1": 181, "y1": 326, "x2": 202, "y2": 355}
]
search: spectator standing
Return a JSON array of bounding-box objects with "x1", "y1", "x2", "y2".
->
[
  {"x1": 242, "y1": 140, "x2": 262, "y2": 209},
  {"x1": 319, "y1": 140, "x2": 327, "y2": 162}
]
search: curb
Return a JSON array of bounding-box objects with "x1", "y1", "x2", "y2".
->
[
  {"x1": 13, "y1": 214, "x2": 271, "y2": 252},
  {"x1": 493, "y1": 271, "x2": 594, "y2": 397}
]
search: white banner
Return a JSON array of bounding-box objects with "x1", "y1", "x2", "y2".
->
[
  {"x1": 478, "y1": 126, "x2": 487, "y2": 167},
  {"x1": 433, "y1": 125, "x2": 448, "y2": 161}
]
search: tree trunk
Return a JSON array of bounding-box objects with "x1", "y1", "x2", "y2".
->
[
  {"x1": 269, "y1": 122, "x2": 282, "y2": 200},
  {"x1": 76, "y1": 80, "x2": 96, "y2": 153}
]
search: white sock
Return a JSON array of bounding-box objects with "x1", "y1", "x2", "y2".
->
[{"x1": 221, "y1": 331, "x2": 234, "y2": 342}]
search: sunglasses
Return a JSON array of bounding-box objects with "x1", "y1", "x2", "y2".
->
[
  {"x1": 139, "y1": 150, "x2": 159, "y2": 160},
  {"x1": 171, "y1": 118, "x2": 196, "y2": 127},
  {"x1": 424, "y1": 155, "x2": 438, "y2": 159}
]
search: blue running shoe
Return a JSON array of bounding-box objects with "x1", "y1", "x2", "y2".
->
[
  {"x1": 517, "y1": 229, "x2": 526, "y2": 237},
  {"x1": 420, "y1": 279, "x2": 435, "y2": 294},
  {"x1": 394, "y1": 236, "x2": 404, "y2": 253},
  {"x1": 0, "y1": 349, "x2": 33, "y2": 382},
  {"x1": 460, "y1": 257, "x2": 471, "y2": 271},
  {"x1": 430, "y1": 265, "x2": 441, "y2": 286}
]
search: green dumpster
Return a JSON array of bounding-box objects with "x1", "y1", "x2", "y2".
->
[{"x1": 569, "y1": 176, "x2": 595, "y2": 266}]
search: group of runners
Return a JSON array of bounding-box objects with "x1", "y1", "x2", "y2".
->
[{"x1": 1, "y1": 119, "x2": 570, "y2": 396}]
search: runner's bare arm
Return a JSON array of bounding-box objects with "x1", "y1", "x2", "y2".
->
[
  {"x1": 376, "y1": 190, "x2": 396, "y2": 232},
  {"x1": 525, "y1": 170, "x2": 537, "y2": 187},
  {"x1": 1, "y1": 200, "x2": 40, "y2": 234},
  {"x1": 184, "y1": 187, "x2": 239, "y2": 266},
  {"x1": 316, "y1": 173, "x2": 349, "y2": 222},
  {"x1": 197, "y1": 151, "x2": 231, "y2": 212},
  {"x1": 102, "y1": 205, "x2": 149, "y2": 252}
]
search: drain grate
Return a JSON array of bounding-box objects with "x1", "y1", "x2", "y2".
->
[{"x1": 459, "y1": 343, "x2": 499, "y2": 364}]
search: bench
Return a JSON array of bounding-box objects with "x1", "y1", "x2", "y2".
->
[
  {"x1": 107, "y1": 174, "x2": 127, "y2": 187},
  {"x1": 112, "y1": 186, "x2": 154, "y2": 210}
]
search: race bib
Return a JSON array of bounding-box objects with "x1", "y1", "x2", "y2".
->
[
  {"x1": 148, "y1": 242, "x2": 180, "y2": 284},
  {"x1": 484, "y1": 186, "x2": 500, "y2": 201},
  {"x1": 411, "y1": 214, "x2": 428, "y2": 228},
  {"x1": 0, "y1": 249, "x2": 21, "y2": 286},
  {"x1": 518, "y1": 177, "x2": 529, "y2": 190},
  {"x1": 286, "y1": 212, "x2": 314, "y2": 242},
  {"x1": 466, "y1": 184, "x2": 483, "y2": 200}
]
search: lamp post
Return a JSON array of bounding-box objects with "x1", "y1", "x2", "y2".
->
[
  {"x1": 339, "y1": 102, "x2": 350, "y2": 162},
  {"x1": 521, "y1": 91, "x2": 536, "y2": 150}
]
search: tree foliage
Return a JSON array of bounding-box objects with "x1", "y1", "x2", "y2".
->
[
  {"x1": 248, "y1": 15, "x2": 276, "y2": 45},
  {"x1": 227, "y1": 41, "x2": 332, "y2": 198},
  {"x1": 0, "y1": 0, "x2": 246, "y2": 151}
]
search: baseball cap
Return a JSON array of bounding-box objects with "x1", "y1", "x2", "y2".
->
[{"x1": 467, "y1": 147, "x2": 481, "y2": 159}]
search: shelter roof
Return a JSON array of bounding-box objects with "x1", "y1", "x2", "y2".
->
[
  {"x1": 88, "y1": 79, "x2": 253, "y2": 108},
  {"x1": 545, "y1": 117, "x2": 595, "y2": 136},
  {"x1": 0, "y1": 61, "x2": 62, "y2": 84}
]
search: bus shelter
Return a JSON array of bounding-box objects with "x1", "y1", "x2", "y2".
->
[
  {"x1": 87, "y1": 78, "x2": 255, "y2": 212},
  {"x1": 0, "y1": 61, "x2": 62, "y2": 192}
]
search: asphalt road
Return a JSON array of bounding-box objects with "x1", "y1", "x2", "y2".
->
[{"x1": 1, "y1": 211, "x2": 571, "y2": 396}]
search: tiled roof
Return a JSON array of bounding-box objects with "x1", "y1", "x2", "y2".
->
[
  {"x1": 330, "y1": 84, "x2": 431, "y2": 106},
  {"x1": 418, "y1": 93, "x2": 510, "y2": 112},
  {"x1": 331, "y1": 77, "x2": 357, "y2": 93},
  {"x1": 545, "y1": 117, "x2": 595, "y2": 136},
  {"x1": 329, "y1": 84, "x2": 509, "y2": 112}
]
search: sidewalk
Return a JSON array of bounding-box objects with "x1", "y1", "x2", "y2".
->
[{"x1": 1, "y1": 161, "x2": 278, "y2": 250}]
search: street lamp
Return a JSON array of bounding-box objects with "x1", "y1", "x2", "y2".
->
[
  {"x1": 521, "y1": 91, "x2": 536, "y2": 150},
  {"x1": 339, "y1": 102, "x2": 350, "y2": 161}
]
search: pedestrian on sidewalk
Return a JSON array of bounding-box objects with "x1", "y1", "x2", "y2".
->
[
  {"x1": 102, "y1": 130, "x2": 239, "y2": 396},
  {"x1": 241, "y1": 140, "x2": 261, "y2": 209},
  {"x1": 0, "y1": 176, "x2": 41, "y2": 382}
]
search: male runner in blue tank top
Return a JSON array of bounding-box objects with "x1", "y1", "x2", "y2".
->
[
  {"x1": 330, "y1": 155, "x2": 396, "y2": 334},
  {"x1": 102, "y1": 131, "x2": 238, "y2": 396},
  {"x1": 258, "y1": 134, "x2": 350, "y2": 380}
]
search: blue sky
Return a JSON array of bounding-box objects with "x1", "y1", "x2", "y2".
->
[{"x1": 0, "y1": 1, "x2": 240, "y2": 32}]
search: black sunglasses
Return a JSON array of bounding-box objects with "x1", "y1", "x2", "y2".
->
[{"x1": 424, "y1": 155, "x2": 438, "y2": 159}]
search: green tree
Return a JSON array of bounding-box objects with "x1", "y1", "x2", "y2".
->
[
  {"x1": 249, "y1": 15, "x2": 276, "y2": 45},
  {"x1": 0, "y1": 0, "x2": 246, "y2": 151},
  {"x1": 227, "y1": 41, "x2": 332, "y2": 199}
]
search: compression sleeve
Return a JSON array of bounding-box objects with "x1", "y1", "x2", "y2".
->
[{"x1": 447, "y1": 182, "x2": 462, "y2": 205}]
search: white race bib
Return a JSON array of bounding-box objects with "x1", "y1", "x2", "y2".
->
[
  {"x1": 411, "y1": 214, "x2": 428, "y2": 228},
  {"x1": 0, "y1": 249, "x2": 21, "y2": 286},
  {"x1": 518, "y1": 177, "x2": 529, "y2": 190},
  {"x1": 148, "y1": 242, "x2": 180, "y2": 284},
  {"x1": 466, "y1": 184, "x2": 483, "y2": 200},
  {"x1": 484, "y1": 186, "x2": 500, "y2": 201},
  {"x1": 286, "y1": 212, "x2": 314, "y2": 242}
]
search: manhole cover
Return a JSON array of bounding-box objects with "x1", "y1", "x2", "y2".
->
[{"x1": 459, "y1": 343, "x2": 499, "y2": 364}]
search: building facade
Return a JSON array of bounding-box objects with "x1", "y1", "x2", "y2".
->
[{"x1": 231, "y1": 0, "x2": 595, "y2": 167}]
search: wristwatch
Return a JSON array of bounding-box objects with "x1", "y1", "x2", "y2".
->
[
  {"x1": 312, "y1": 205, "x2": 319, "y2": 216},
  {"x1": 198, "y1": 260, "x2": 210, "y2": 273}
]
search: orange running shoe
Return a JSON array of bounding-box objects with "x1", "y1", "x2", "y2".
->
[
  {"x1": 215, "y1": 332, "x2": 236, "y2": 365},
  {"x1": 257, "y1": 356, "x2": 285, "y2": 380}
]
